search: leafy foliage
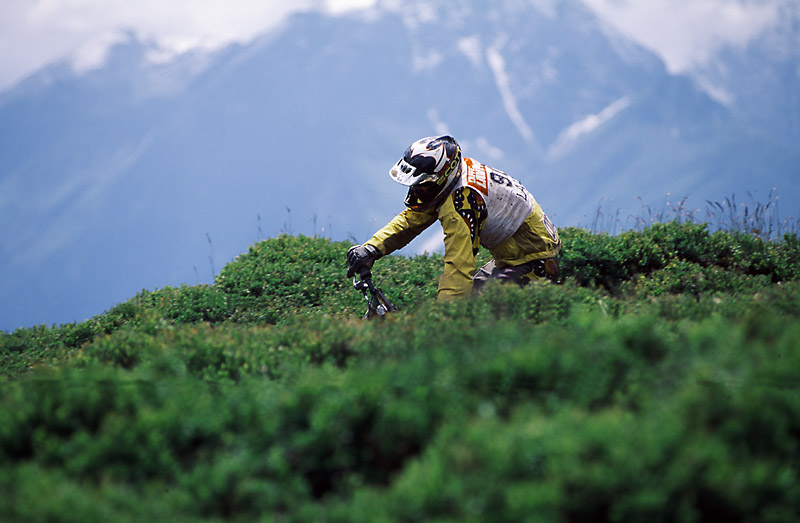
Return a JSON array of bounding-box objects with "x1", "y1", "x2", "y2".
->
[
  {"x1": 2, "y1": 223, "x2": 799, "y2": 521},
  {"x1": 559, "y1": 221, "x2": 800, "y2": 290}
]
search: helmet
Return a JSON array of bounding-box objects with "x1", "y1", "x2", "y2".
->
[{"x1": 389, "y1": 135, "x2": 463, "y2": 211}]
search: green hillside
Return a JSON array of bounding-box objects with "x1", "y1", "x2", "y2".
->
[{"x1": 2, "y1": 222, "x2": 799, "y2": 521}]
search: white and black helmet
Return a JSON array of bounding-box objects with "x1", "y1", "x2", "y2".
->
[{"x1": 389, "y1": 135, "x2": 462, "y2": 211}]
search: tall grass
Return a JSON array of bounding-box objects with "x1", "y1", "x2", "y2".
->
[{"x1": 589, "y1": 190, "x2": 798, "y2": 241}]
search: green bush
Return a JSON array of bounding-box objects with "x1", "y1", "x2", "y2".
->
[
  {"x1": 214, "y1": 235, "x2": 361, "y2": 322},
  {"x1": 2, "y1": 224, "x2": 799, "y2": 521},
  {"x1": 560, "y1": 221, "x2": 800, "y2": 293},
  {"x1": 319, "y1": 315, "x2": 800, "y2": 523}
]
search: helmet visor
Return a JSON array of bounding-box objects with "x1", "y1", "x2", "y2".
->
[{"x1": 390, "y1": 159, "x2": 441, "y2": 186}]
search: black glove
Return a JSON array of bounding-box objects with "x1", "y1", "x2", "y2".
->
[{"x1": 347, "y1": 244, "x2": 381, "y2": 278}]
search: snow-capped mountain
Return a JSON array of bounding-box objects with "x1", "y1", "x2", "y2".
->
[{"x1": 1, "y1": 0, "x2": 798, "y2": 330}]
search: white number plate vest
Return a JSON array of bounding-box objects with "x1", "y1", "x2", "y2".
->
[{"x1": 457, "y1": 158, "x2": 534, "y2": 249}]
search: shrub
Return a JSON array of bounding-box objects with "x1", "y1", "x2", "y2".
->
[
  {"x1": 214, "y1": 235, "x2": 360, "y2": 322},
  {"x1": 2, "y1": 226, "x2": 799, "y2": 520}
]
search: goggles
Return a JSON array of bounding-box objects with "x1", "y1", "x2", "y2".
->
[{"x1": 404, "y1": 181, "x2": 442, "y2": 211}]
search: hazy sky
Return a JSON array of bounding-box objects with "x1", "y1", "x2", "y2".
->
[{"x1": 0, "y1": 0, "x2": 789, "y2": 92}]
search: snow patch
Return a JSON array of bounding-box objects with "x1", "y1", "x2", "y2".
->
[
  {"x1": 548, "y1": 96, "x2": 631, "y2": 159},
  {"x1": 486, "y1": 40, "x2": 539, "y2": 147},
  {"x1": 144, "y1": 34, "x2": 226, "y2": 65},
  {"x1": 324, "y1": 0, "x2": 378, "y2": 15},
  {"x1": 694, "y1": 75, "x2": 735, "y2": 106},
  {"x1": 71, "y1": 31, "x2": 130, "y2": 73},
  {"x1": 413, "y1": 49, "x2": 443, "y2": 72},
  {"x1": 427, "y1": 108, "x2": 451, "y2": 136},
  {"x1": 579, "y1": 0, "x2": 783, "y2": 74},
  {"x1": 462, "y1": 137, "x2": 504, "y2": 162},
  {"x1": 457, "y1": 36, "x2": 483, "y2": 69}
]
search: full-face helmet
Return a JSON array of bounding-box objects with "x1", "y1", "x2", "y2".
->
[{"x1": 389, "y1": 135, "x2": 463, "y2": 211}]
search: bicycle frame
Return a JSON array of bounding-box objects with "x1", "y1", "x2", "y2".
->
[{"x1": 352, "y1": 270, "x2": 397, "y2": 319}]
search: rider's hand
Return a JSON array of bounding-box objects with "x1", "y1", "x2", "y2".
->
[{"x1": 347, "y1": 244, "x2": 381, "y2": 278}]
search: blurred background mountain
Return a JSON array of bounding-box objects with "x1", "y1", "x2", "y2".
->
[{"x1": 1, "y1": 0, "x2": 798, "y2": 330}]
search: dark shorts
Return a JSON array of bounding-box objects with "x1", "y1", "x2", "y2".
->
[{"x1": 472, "y1": 257, "x2": 559, "y2": 292}]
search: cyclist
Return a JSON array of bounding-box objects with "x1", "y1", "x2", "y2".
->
[{"x1": 347, "y1": 135, "x2": 561, "y2": 298}]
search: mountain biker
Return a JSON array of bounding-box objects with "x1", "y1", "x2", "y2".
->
[{"x1": 347, "y1": 135, "x2": 561, "y2": 298}]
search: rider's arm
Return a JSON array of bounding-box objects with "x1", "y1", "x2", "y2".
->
[
  {"x1": 437, "y1": 196, "x2": 476, "y2": 299},
  {"x1": 364, "y1": 208, "x2": 438, "y2": 256}
]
